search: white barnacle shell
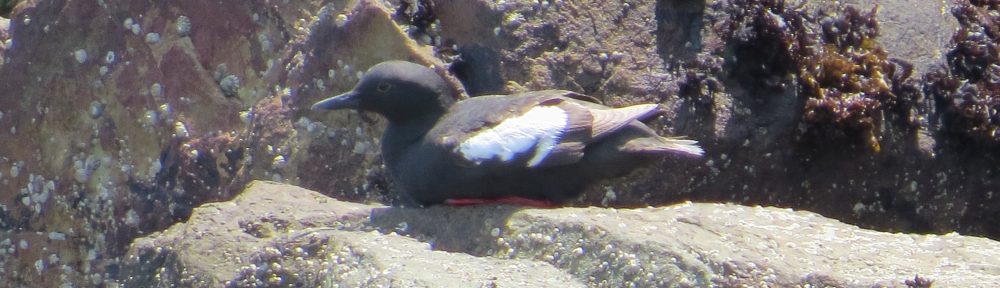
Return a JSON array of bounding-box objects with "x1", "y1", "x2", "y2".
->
[
  {"x1": 73, "y1": 49, "x2": 88, "y2": 64},
  {"x1": 176, "y1": 15, "x2": 192, "y2": 36}
]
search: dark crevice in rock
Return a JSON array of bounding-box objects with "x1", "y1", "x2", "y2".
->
[
  {"x1": 0, "y1": 205, "x2": 19, "y2": 230},
  {"x1": 655, "y1": 0, "x2": 706, "y2": 65},
  {"x1": 155, "y1": 140, "x2": 182, "y2": 191},
  {"x1": 119, "y1": 248, "x2": 179, "y2": 287}
]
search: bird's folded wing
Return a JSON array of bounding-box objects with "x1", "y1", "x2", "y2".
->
[
  {"x1": 537, "y1": 101, "x2": 664, "y2": 167},
  {"x1": 446, "y1": 98, "x2": 581, "y2": 168},
  {"x1": 587, "y1": 103, "x2": 664, "y2": 140},
  {"x1": 436, "y1": 91, "x2": 662, "y2": 169}
]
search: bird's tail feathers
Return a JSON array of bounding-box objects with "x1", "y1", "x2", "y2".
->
[
  {"x1": 657, "y1": 137, "x2": 704, "y2": 157},
  {"x1": 622, "y1": 136, "x2": 704, "y2": 157}
]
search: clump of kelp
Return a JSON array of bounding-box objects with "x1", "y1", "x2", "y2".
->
[
  {"x1": 713, "y1": 0, "x2": 920, "y2": 152},
  {"x1": 926, "y1": 0, "x2": 1000, "y2": 148}
]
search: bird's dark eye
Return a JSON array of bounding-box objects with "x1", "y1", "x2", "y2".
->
[{"x1": 377, "y1": 82, "x2": 392, "y2": 92}]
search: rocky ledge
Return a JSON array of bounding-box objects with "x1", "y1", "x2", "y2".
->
[
  {"x1": 3, "y1": 0, "x2": 1000, "y2": 285},
  {"x1": 121, "y1": 181, "x2": 1000, "y2": 287}
]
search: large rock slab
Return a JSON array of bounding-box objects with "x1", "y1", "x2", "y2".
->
[
  {"x1": 123, "y1": 181, "x2": 1000, "y2": 287},
  {"x1": 121, "y1": 181, "x2": 582, "y2": 287}
]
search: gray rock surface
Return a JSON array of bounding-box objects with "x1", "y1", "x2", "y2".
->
[
  {"x1": 122, "y1": 181, "x2": 582, "y2": 287},
  {"x1": 840, "y1": 0, "x2": 958, "y2": 75},
  {"x1": 123, "y1": 181, "x2": 1000, "y2": 287}
]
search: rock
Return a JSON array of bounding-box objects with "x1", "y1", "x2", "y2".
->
[
  {"x1": 840, "y1": 0, "x2": 959, "y2": 76},
  {"x1": 1, "y1": 0, "x2": 999, "y2": 285},
  {"x1": 0, "y1": 0, "x2": 453, "y2": 285},
  {"x1": 122, "y1": 181, "x2": 583, "y2": 287},
  {"x1": 124, "y1": 181, "x2": 1000, "y2": 287}
]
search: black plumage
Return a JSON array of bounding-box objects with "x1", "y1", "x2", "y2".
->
[{"x1": 312, "y1": 61, "x2": 702, "y2": 206}]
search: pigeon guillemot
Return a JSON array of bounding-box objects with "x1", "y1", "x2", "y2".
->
[{"x1": 312, "y1": 61, "x2": 703, "y2": 207}]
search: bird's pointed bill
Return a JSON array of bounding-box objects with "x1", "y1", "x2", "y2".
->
[{"x1": 311, "y1": 91, "x2": 361, "y2": 111}]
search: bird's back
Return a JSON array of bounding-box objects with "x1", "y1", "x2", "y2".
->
[{"x1": 388, "y1": 91, "x2": 701, "y2": 205}]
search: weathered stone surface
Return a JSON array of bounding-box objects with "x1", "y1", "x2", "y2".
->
[
  {"x1": 125, "y1": 181, "x2": 1000, "y2": 287},
  {"x1": 1, "y1": 0, "x2": 999, "y2": 286},
  {"x1": 841, "y1": 0, "x2": 959, "y2": 76},
  {"x1": 0, "y1": 0, "x2": 451, "y2": 285},
  {"x1": 0, "y1": 0, "x2": 268, "y2": 284},
  {"x1": 122, "y1": 181, "x2": 583, "y2": 287}
]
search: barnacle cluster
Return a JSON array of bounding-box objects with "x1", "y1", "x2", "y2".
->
[
  {"x1": 926, "y1": 0, "x2": 1000, "y2": 147},
  {"x1": 715, "y1": 0, "x2": 916, "y2": 151}
]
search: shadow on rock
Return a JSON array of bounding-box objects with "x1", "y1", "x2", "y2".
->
[{"x1": 369, "y1": 205, "x2": 523, "y2": 256}]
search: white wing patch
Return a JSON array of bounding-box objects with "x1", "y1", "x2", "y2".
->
[{"x1": 457, "y1": 106, "x2": 568, "y2": 167}]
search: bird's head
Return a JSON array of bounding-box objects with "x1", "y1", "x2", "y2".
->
[{"x1": 311, "y1": 61, "x2": 454, "y2": 123}]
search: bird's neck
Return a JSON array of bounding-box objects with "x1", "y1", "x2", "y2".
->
[
  {"x1": 380, "y1": 100, "x2": 448, "y2": 164},
  {"x1": 382, "y1": 113, "x2": 440, "y2": 157}
]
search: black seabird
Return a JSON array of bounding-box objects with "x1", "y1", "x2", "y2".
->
[{"x1": 312, "y1": 61, "x2": 703, "y2": 207}]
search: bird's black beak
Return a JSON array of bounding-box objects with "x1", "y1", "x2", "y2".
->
[{"x1": 311, "y1": 91, "x2": 361, "y2": 111}]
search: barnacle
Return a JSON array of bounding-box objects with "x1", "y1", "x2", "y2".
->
[
  {"x1": 176, "y1": 15, "x2": 191, "y2": 36},
  {"x1": 73, "y1": 49, "x2": 87, "y2": 64},
  {"x1": 220, "y1": 74, "x2": 241, "y2": 98}
]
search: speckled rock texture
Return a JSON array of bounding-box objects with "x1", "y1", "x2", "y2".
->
[
  {"x1": 123, "y1": 181, "x2": 1000, "y2": 287},
  {"x1": 0, "y1": 0, "x2": 998, "y2": 286},
  {"x1": 122, "y1": 181, "x2": 583, "y2": 287}
]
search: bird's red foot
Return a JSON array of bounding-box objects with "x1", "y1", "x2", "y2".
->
[{"x1": 445, "y1": 196, "x2": 555, "y2": 208}]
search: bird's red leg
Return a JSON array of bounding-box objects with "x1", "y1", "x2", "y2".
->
[
  {"x1": 445, "y1": 196, "x2": 555, "y2": 208},
  {"x1": 443, "y1": 198, "x2": 491, "y2": 206}
]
